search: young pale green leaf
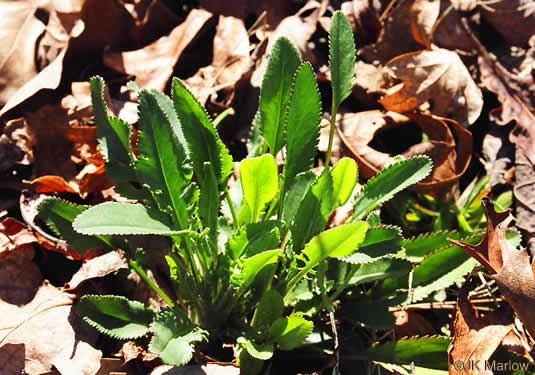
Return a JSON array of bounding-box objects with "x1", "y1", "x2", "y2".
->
[
  {"x1": 149, "y1": 310, "x2": 206, "y2": 367},
  {"x1": 198, "y1": 161, "x2": 219, "y2": 242},
  {"x1": 331, "y1": 157, "x2": 358, "y2": 206},
  {"x1": 90, "y1": 76, "x2": 134, "y2": 181},
  {"x1": 329, "y1": 11, "x2": 356, "y2": 112},
  {"x1": 238, "y1": 337, "x2": 274, "y2": 360},
  {"x1": 73, "y1": 202, "x2": 191, "y2": 236},
  {"x1": 352, "y1": 156, "x2": 433, "y2": 221},
  {"x1": 269, "y1": 315, "x2": 313, "y2": 351},
  {"x1": 290, "y1": 170, "x2": 335, "y2": 251},
  {"x1": 341, "y1": 225, "x2": 402, "y2": 264},
  {"x1": 284, "y1": 62, "x2": 322, "y2": 191},
  {"x1": 77, "y1": 295, "x2": 154, "y2": 340},
  {"x1": 365, "y1": 337, "x2": 451, "y2": 370},
  {"x1": 253, "y1": 289, "x2": 284, "y2": 328},
  {"x1": 234, "y1": 250, "x2": 283, "y2": 295},
  {"x1": 136, "y1": 89, "x2": 193, "y2": 228},
  {"x1": 251, "y1": 37, "x2": 302, "y2": 156},
  {"x1": 240, "y1": 154, "x2": 279, "y2": 223},
  {"x1": 227, "y1": 221, "x2": 281, "y2": 259},
  {"x1": 286, "y1": 223, "x2": 369, "y2": 293},
  {"x1": 38, "y1": 198, "x2": 114, "y2": 254},
  {"x1": 172, "y1": 78, "x2": 233, "y2": 187}
]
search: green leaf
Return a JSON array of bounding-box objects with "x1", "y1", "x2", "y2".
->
[
  {"x1": 269, "y1": 315, "x2": 313, "y2": 351},
  {"x1": 340, "y1": 295, "x2": 396, "y2": 330},
  {"x1": 365, "y1": 336, "x2": 451, "y2": 370},
  {"x1": 198, "y1": 161, "x2": 219, "y2": 242},
  {"x1": 341, "y1": 225, "x2": 403, "y2": 264},
  {"x1": 149, "y1": 310, "x2": 206, "y2": 367},
  {"x1": 238, "y1": 337, "x2": 274, "y2": 360},
  {"x1": 172, "y1": 78, "x2": 233, "y2": 187},
  {"x1": 376, "y1": 363, "x2": 449, "y2": 375},
  {"x1": 234, "y1": 250, "x2": 283, "y2": 295},
  {"x1": 284, "y1": 62, "x2": 322, "y2": 191},
  {"x1": 38, "y1": 198, "x2": 114, "y2": 254},
  {"x1": 90, "y1": 76, "x2": 134, "y2": 181},
  {"x1": 331, "y1": 157, "x2": 358, "y2": 206},
  {"x1": 329, "y1": 11, "x2": 356, "y2": 112},
  {"x1": 136, "y1": 89, "x2": 193, "y2": 228},
  {"x1": 349, "y1": 258, "x2": 412, "y2": 285},
  {"x1": 77, "y1": 295, "x2": 154, "y2": 340},
  {"x1": 352, "y1": 156, "x2": 433, "y2": 221},
  {"x1": 73, "y1": 202, "x2": 191, "y2": 236},
  {"x1": 227, "y1": 221, "x2": 281, "y2": 259},
  {"x1": 290, "y1": 170, "x2": 335, "y2": 251},
  {"x1": 254, "y1": 289, "x2": 284, "y2": 328},
  {"x1": 251, "y1": 37, "x2": 302, "y2": 156},
  {"x1": 282, "y1": 171, "x2": 316, "y2": 225},
  {"x1": 403, "y1": 230, "x2": 483, "y2": 260},
  {"x1": 240, "y1": 154, "x2": 279, "y2": 223},
  {"x1": 287, "y1": 223, "x2": 369, "y2": 294}
]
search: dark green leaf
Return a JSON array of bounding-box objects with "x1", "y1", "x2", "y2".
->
[
  {"x1": 149, "y1": 310, "x2": 206, "y2": 367},
  {"x1": 329, "y1": 11, "x2": 356, "y2": 112},
  {"x1": 284, "y1": 62, "x2": 322, "y2": 191},
  {"x1": 38, "y1": 198, "x2": 114, "y2": 254},
  {"x1": 254, "y1": 289, "x2": 284, "y2": 328},
  {"x1": 341, "y1": 225, "x2": 403, "y2": 264},
  {"x1": 172, "y1": 78, "x2": 233, "y2": 187},
  {"x1": 198, "y1": 161, "x2": 219, "y2": 243},
  {"x1": 352, "y1": 156, "x2": 433, "y2": 221},
  {"x1": 282, "y1": 171, "x2": 316, "y2": 225},
  {"x1": 73, "y1": 202, "x2": 191, "y2": 236},
  {"x1": 227, "y1": 221, "x2": 281, "y2": 259},
  {"x1": 77, "y1": 295, "x2": 154, "y2": 339},
  {"x1": 251, "y1": 37, "x2": 302, "y2": 156},
  {"x1": 136, "y1": 89, "x2": 193, "y2": 228},
  {"x1": 349, "y1": 258, "x2": 412, "y2": 285}
]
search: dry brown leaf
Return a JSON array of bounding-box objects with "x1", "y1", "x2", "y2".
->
[
  {"x1": 515, "y1": 149, "x2": 535, "y2": 253},
  {"x1": 336, "y1": 110, "x2": 472, "y2": 196},
  {"x1": 185, "y1": 15, "x2": 250, "y2": 104},
  {"x1": 104, "y1": 9, "x2": 213, "y2": 91},
  {"x1": 478, "y1": 55, "x2": 535, "y2": 165},
  {"x1": 409, "y1": 0, "x2": 440, "y2": 48},
  {"x1": 451, "y1": 199, "x2": 535, "y2": 339},
  {"x1": 251, "y1": 0, "x2": 326, "y2": 87},
  {"x1": 0, "y1": 118, "x2": 34, "y2": 173},
  {"x1": 449, "y1": 284, "x2": 514, "y2": 375},
  {"x1": 380, "y1": 48, "x2": 483, "y2": 126},
  {"x1": 481, "y1": 0, "x2": 535, "y2": 47},
  {"x1": 393, "y1": 310, "x2": 435, "y2": 338},
  {"x1": 0, "y1": 343, "x2": 25, "y2": 375},
  {"x1": 65, "y1": 251, "x2": 128, "y2": 291}
]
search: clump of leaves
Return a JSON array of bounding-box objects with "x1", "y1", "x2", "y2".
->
[{"x1": 39, "y1": 12, "x2": 434, "y2": 373}]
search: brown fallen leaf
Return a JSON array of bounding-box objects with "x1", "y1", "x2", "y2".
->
[
  {"x1": 450, "y1": 199, "x2": 535, "y2": 339},
  {"x1": 449, "y1": 284, "x2": 514, "y2": 375},
  {"x1": 336, "y1": 110, "x2": 472, "y2": 196},
  {"x1": 185, "y1": 15, "x2": 251, "y2": 104},
  {"x1": 481, "y1": 0, "x2": 535, "y2": 47},
  {"x1": 0, "y1": 118, "x2": 34, "y2": 173},
  {"x1": 393, "y1": 310, "x2": 435, "y2": 338},
  {"x1": 104, "y1": 9, "x2": 214, "y2": 91},
  {"x1": 409, "y1": 0, "x2": 440, "y2": 48},
  {"x1": 65, "y1": 251, "x2": 128, "y2": 291},
  {"x1": 380, "y1": 48, "x2": 483, "y2": 126},
  {"x1": 0, "y1": 343, "x2": 25, "y2": 375},
  {"x1": 251, "y1": 0, "x2": 327, "y2": 87},
  {"x1": 515, "y1": 149, "x2": 535, "y2": 255}
]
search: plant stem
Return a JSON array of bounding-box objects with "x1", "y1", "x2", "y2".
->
[
  {"x1": 325, "y1": 100, "x2": 338, "y2": 167},
  {"x1": 213, "y1": 107, "x2": 234, "y2": 128},
  {"x1": 128, "y1": 259, "x2": 175, "y2": 308},
  {"x1": 224, "y1": 188, "x2": 239, "y2": 226}
]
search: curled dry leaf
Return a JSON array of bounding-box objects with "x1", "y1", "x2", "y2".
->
[
  {"x1": 104, "y1": 9, "x2": 213, "y2": 91},
  {"x1": 478, "y1": 54, "x2": 535, "y2": 165},
  {"x1": 336, "y1": 110, "x2": 472, "y2": 196},
  {"x1": 450, "y1": 199, "x2": 535, "y2": 339},
  {"x1": 64, "y1": 251, "x2": 128, "y2": 291},
  {"x1": 409, "y1": 0, "x2": 440, "y2": 48},
  {"x1": 251, "y1": 0, "x2": 327, "y2": 87},
  {"x1": 185, "y1": 16, "x2": 250, "y2": 104},
  {"x1": 380, "y1": 48, "x2": 483, "y2": 126},
  {"x1": 0, "y1": 118, "x2": 34, "y2": 173},
  {"x1": 449, "y1": 284, "x2": 514, "y2": 375}
]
